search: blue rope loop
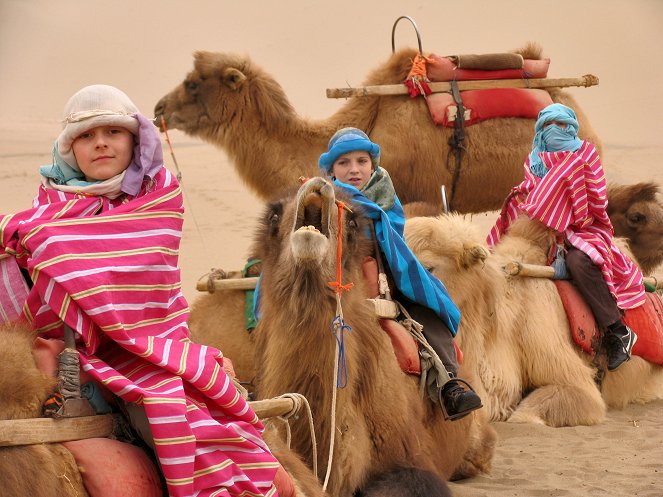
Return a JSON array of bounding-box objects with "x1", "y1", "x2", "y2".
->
[{"x1": 330, "y1": 315, "x2": 352, "y2": 388}]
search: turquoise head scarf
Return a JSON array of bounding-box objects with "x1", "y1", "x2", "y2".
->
[
  {"x1": 318, "y1": 127, "x2": 380, "y2": 173},
  {"x1": 529, "y1": 103, "x2": 583, "y2": 178}
]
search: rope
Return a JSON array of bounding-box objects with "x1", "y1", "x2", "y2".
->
[
  {"x1": 322, "y1": 200, "x2": 353, "y2": 491},
  {"x1": 159, "y1": 116, "x2": 208, "y2": 261},
  {"x1": 272, "y1": 393, "x2": 319, "y2": 478},
  {"x1": 404, "y1": 53, "x2": 433, "y2": 98}
]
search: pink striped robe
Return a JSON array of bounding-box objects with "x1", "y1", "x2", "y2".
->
[
  {"x1": 0, "y1": 168, "x2": 280, "y2": 497},
  {"x1": 487, "y1": 141, "x2": 645, "y2": 310}
]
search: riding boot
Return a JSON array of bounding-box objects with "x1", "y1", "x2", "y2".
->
[{"x1": 439, "y1": 375, "x2": 482, "y2": 421}]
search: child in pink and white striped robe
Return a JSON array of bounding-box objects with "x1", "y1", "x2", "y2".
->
[
  {"x1": 487, "y1": 103, "x2": 644, "y2": 372},
  {"x1": 0, "y1": 85, "x2": 282, "y2": 497}
]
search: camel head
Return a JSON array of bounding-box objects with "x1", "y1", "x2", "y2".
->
[
  {"x1": 404, "y1": 214, "x2": 497, "y2": 313},
  {"x1": 255, "y1": 177, "x2": 372, "y2": 320},
  {"x1": 154, "y1": 51, "x2": 295, "y2": 144},
  {"x1": 607, "y1": 182, "x2": 663, "y2": 275}
]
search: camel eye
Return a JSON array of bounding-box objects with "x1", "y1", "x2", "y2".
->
[
  {"x1": 348, "y1": 219, "x2": 357, "y2": 229},
  {"x1": 185, "y1": 80, "x2": 199, "y2": 93},
  {"x1": 425, "y1": 266, "x2": 435, "y2": 273}
]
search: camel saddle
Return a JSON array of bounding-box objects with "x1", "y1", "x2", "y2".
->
[
  {"x1": 417, "y1": 53, "x2": 554, "y2": 127},
  {"x1": 554, "y1": 280, "x2": 663, "y2": 365},
  {"x1": 362, "y1": 257, "x2": 462, "y2": 376}
]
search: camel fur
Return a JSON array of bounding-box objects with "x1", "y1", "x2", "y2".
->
[
  {"x1": 0, "y1": 322, "x2": 89, "y2": 497},
  {"x1": 154, "y1": 44, "x2": 599, "y2": 213},
  {"x1": 403, "y1": 214, "x2": 663, "y2": 426},
  {"x1": 607, "y1": 181, "x2": 663, "y2": 275},
  {"x1": 0, "y1": 322, "x2": 329, "y2": 497},
  {"x1": 246, "y1": 177, "x2": 496, "y2": 497}
]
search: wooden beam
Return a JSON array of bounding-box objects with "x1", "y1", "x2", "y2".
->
[
  {"x1": 327, "y1": 74, "x2": 599, "y2": 99},
  {"x1": 503, "y1": 261, "x2": 663, "y2": 290},
  {"x1": 0, "y1": 397, "x2": 300, "y2": 447},
  {"x1": 249, "y1": 397, "x2": 298, "y2": 419},
  {"x1": 196, "y1": 275, "x2": 259, "y2": 292},
  {"x1": 0, "y1": 414, "x2": 115, "y2": 447}
]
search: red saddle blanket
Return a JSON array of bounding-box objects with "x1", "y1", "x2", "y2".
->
[
  {"x1": 554, "y1": 280, "x2": 663, "y2": 365},
  {"x1": 422, "y1": 53, "x2": 554, "y2": 127}
]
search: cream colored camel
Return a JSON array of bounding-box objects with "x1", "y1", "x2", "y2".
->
[
  {"x1": 244, "y1": 177, "x2": 495, "y2": 496},
  {"x1": 0, "y1": 322, "x2": 328, "y2": 497},
  {"x1": 154, "y1": 44, "x2": 599, "y2": 213},
  {"x1": 404, "y1": 214, "x2": 663, "y2": 426}
]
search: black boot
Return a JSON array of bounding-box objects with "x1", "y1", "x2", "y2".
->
[
  {"x1": 439, "y1": 378, "x2": 482, "y2": 421},
  {"x1": 605, "y1": 322, "x2": 637, "y2": 372}
]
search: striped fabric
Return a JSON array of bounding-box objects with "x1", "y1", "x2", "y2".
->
[
  {"x1": 0, "y1": 168, "x2": 279, "y2": 497},
  {"x1": 487, "y1": 141, "x2": 645, "y2": 310},
  {"x1": 334, "y1": 180, "x2": 461, "y2": 335}
]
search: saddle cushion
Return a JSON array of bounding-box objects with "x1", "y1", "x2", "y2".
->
[
  {"x1": 379, "y1": 318, "x2": 421, "y2": 375},
  {"x1": 63, "y1": 438, "x2": 162, "y2": 497},
  {"x1": 426, "y1": 54, "x2": 550, "y2": 82},
  {"x1": 555, "y1": 280, "x2": 663, "y2": 365},
  {"x1": 427, "y1": 88, "x2": 553, "y2": 127}
]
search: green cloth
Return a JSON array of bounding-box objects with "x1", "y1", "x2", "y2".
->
[
  {"x1": 360, "y1": 167, "x2": 396, "y2": 211},
  {"x1": 242, "y1": 258, "x2": 261, "y2": 331}
]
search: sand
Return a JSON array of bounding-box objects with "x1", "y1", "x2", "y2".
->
[{"x1": 1, "y1": 1, "x2": 662, "y2": 495}]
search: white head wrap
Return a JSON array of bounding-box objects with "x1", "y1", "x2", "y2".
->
[{"x1": 57, "y1": 84, "x2": 139, "y2": 170}]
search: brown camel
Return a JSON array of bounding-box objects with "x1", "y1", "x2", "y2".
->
[
  {"x1": 0, "y1": 322, "x2": 328, "y2": 497},
  {"x1": 403, "y1": 214, "x2": 663, "y2": 426},
  {"x1": 607, "y1": 181, "x2": 663, "y2": 275},
  {"x1": 243, "y1": 177, "x2": 496, "y2": 497},
  {"x1": 153, "y1": 44, "x2": 599, "y2": 213}
]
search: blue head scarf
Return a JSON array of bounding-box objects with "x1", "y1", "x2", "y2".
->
[
  {"x1": 318, "y1": 127, "x2": 380, "y2": 173},
  {"x1": 529, "y1": 103, "x2": 583, "y2": 178}
]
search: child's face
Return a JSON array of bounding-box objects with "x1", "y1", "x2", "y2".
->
[
  {"x1": 71, "y1": 125, "x2": 134, "y2": 182},
  {"x1": 331, "y1": 151, "x2": 373, "y2": 189}
]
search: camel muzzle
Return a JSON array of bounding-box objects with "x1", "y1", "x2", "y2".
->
[{"x1": 294, "y1": 177, "x2": 334, "y2": 237}]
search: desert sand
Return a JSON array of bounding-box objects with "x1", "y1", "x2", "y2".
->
[{"x1": 1, "y1": 1, "x2": 662, "y2": 495}]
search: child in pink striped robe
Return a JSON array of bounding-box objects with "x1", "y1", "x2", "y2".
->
[
  {"x1": 487, "y1": 103, "x2": 644, "y2": 372},
  {"x1": 0, "y1": 85, "x2": 282, "y2": 497}
]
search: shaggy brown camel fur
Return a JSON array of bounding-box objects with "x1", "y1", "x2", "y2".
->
[
  {"x1": 154, "y1": 44, "x2": 599, "y2": 213},
  {"x1": 607, "y1": 181, "x2": 663, "y2": 275},
  {"x1": 244, "y1": 177, "x2": 496, "y2": 497},
  {"x1": 0, "y1": 322, "x2": 328, "y2": 497},
  {"x1": 0, "y1": 323, "x2": 88, "y2": 497},
  {"x1": 403, "y1": 214, "x2": 663, "y2": 426}
]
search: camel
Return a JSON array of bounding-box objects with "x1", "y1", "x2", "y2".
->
[
  {"x1": 403, "y1": 213, "x2": 663, "y2": 426},
  {"x1": 0, "y1": 322, "x2": 328, "y2": 497},
  {"x1": 242, "y1": 177, "x2": 496, "y2": 497},
  {"x1": 154, "y1": 44, "x2": 600, "y2": 213}
]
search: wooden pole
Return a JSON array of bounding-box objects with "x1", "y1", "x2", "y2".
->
[
  {"x1": 196, "y1": 275, "x2": 259, "y2": 292},
  {"x1": 249, "y1": 397, "x2": 298, "y2": 419},
  {"x1": 327, "y1": 74, "x2": 599, "y2": 99},
  {"x1": 504, "y1": 261, "x2": 663, "y2": 290},
  {"x1": 0, "y1": 414, "x2": 115, "y2": 447},
  {"x1": 0, "y1": 397, "x2": 299, "y2": 447}
]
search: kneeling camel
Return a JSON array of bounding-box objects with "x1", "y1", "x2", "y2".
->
[{"x1": 404, "y1": 214, "x2": 663, "y2": 426}]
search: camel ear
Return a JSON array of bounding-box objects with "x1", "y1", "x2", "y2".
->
[
  {"x1": 461, "y1": 244, "x2": 488, "y2": 268},
  {"x1": 222, "y1": 68, "x2": 247, "y2": 90}
]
